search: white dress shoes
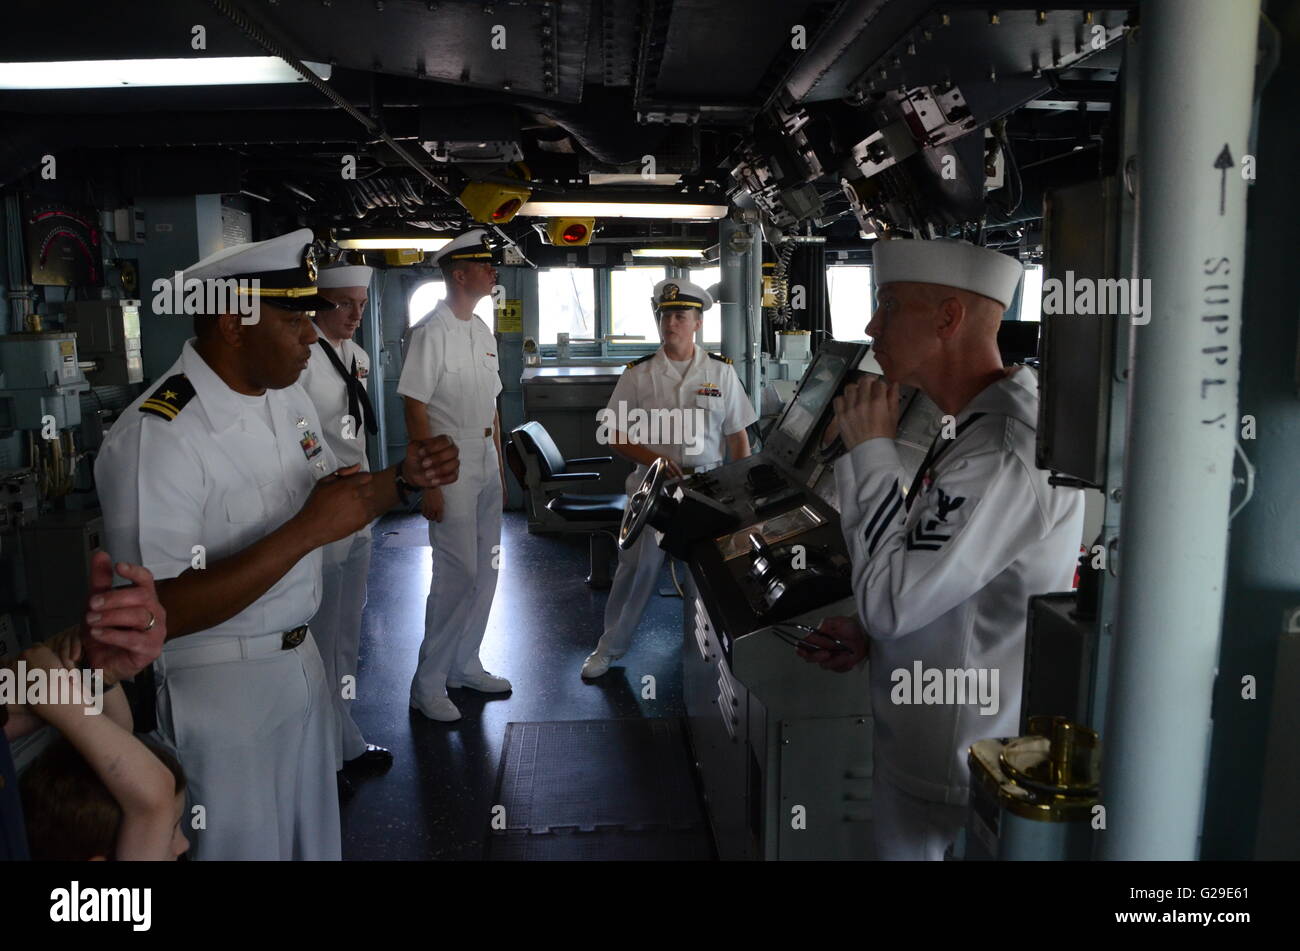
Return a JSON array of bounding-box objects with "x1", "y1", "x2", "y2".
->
[
  {"x1": 580, "y1": 650, "x2": 620, "y2": 680},
  {"x1": 410, "y1": 695, "x2": 462, "y2": 722},
  {"x1": 447, "y1": 671, "x2": 513, "y2": 693}
]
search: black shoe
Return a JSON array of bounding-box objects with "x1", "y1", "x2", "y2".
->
[{"x1": 343, "y1": 744, "x2": 394, "y2": 775}]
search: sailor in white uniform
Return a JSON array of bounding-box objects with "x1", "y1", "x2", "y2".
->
[
  {"x1": 399, "y1": 229, "x2": 511, "y2": 723},
  {"x1": 798, "y1": 238, "x2": 1084, "y2": 860},
  {"x1": 299, "y1": 262, "x2": 393, "y2": 779},
  {"x1": 581, "y1": 279, "x2": 757, "y2": 679},
  {"x1": 94, "y1": 230, "x2": 459, "y2": 860}
]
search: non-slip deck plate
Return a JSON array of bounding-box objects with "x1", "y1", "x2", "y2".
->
[{"x1": 486, "y1": 718, "x2": 714, "y2": 860}]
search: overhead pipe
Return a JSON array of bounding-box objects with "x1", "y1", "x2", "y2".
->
[
  {"x1": 203, "y1": 0, "x2": 531, "y2": 264},
  {"x1": 1099, "y1": 0, "x2": 1259, "y2": 859}
]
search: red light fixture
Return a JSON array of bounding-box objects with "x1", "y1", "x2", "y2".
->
[
  {"x1": 492, "y1": 198, "x2": 521, "y2": 221},
  {"x1": 544, "y1": 217, "x2": 596, "y2": 246}
]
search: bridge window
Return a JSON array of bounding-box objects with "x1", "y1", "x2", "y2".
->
[
  {"x1": 1020, "y1": 265, "x2": 1043, "y2": 322},
  {"x1": 609, "y1": 266, "x2": 665, "y2": 346},
  {"x1": 408, "y1": 279, "x2": 493, "y2": 329},
  {"x1": 537, "y1": 267, "x2": 596, "y2": 344},
  {"x1": 827, "y1": 265, "x2": 873, "y2": 342}
]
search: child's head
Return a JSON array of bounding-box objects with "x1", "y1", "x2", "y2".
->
[{"x1": 20, "y1": 736, "x2": 189, "y2": 861}]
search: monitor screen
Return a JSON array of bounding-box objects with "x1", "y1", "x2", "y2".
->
[{"x1": 777, "y1": 350, "x2": 849, "y2": 444}]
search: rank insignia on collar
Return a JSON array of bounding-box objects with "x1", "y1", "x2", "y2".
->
[{"x1": 300, "y1": 430, "x2": 322, "y2": 460}]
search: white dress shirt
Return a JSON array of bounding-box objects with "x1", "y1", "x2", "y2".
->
[
  {"x1": 95, "y1": 338, "x2": 339, "y2": 642},
  {"x1": 835, "y1": 367, "x2": 1084, "y2": 804},
  {"x1": 397, "y1": 300, "x2": 501, "y2": 436},
  {"x1": 299, "y1": 330, "x2": 371, "y2": 471},
  {"x1": 603, "y1": 346, "x2": 757, "y2": 470}
]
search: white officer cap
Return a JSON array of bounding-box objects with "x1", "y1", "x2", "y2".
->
[
  {"x1": 872, "y1": 238, "x2": 1023, "y2": 309},
  {"x1": 316, "y1": 264, "x2": 374, "y2": 288},
  {"x1": 181, "y1": 227, "x2": 335, "y2": 312},
  {"x1": 433, "y1": 228, "x2": 498, "y2": 266},
  {"x1": 652, "y1": 278, "x2": 713, "y2": 313}
]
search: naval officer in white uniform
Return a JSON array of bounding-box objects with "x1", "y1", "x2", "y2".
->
[
  {"x1": 399, "y1": 229, "x2": 511, "y2": 722},
  {"x1": 299, "y1": 262, "x2": 393, "y2": 778},
  {"x1": 581, "y1": 279, "x2": 757, "y2": 679},
  {"x1": 95, "y1": 230, "x2": 459, "y2": 860},
  {"x1": 798, "y1": 238, "x2": 1084, "y2": 860}
]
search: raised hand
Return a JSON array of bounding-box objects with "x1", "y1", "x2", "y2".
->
[
  {"x1": 833, "y1": 377, "x2": 900, "y2": 449},
  {"x1": 296, "y1": 466, "x2": 376, "y2": 547},
  {"x1": 403, "y1": 435, "x2": 460, "y2": 489},
  {"x1": 81, "y1": 555, "x2": 168, "y2": 684}
]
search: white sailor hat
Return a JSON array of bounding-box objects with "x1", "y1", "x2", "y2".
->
[
  {"x1": 181, "y1": 227, "x2": 336, "y2": 312},
  {"x1": 652, "y1": 278, "x2": 713, "y2": 314},
  {"x1": 433, "y1": 228, "x2": 500, "y2": 266},
  {"x1": 316, "y1": 263, "x2": 374, "y2": 288},
  {"x1": 871, "y1": 238, "x2": 1024, "y2": 309}
]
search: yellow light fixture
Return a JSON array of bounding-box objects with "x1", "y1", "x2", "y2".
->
[
  {"x1": 383, "y1": 249, "x2": 426, "y2": 266},
  {"x1": 545, "y1": 218, "x2": 596, "y2": 246}
]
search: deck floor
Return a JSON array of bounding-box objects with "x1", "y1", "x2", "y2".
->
[{"x1": 340, "y1": 511, "x2": 693, "y2": 861}]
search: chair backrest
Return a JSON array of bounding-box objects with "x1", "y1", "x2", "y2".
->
[
  {"x1": 503, "y1": 438, "x2": 529, "y2": 493},
  {"x1": 511, "y1": 421, "x2": 567, "y2": 480}
]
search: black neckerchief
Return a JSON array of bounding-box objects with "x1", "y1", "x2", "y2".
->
[
  {"x1": 316, "y1": 338, "x2": 378, "y2": 436},
  {"x1": 904, "y1": 412, "x2": 986, "y2": 512}
]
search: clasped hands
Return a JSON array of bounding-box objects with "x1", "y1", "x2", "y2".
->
[
  {"x1": 828, "y1": 376, "x2": 901, "y2": 451},
  {"x1": 301, "y1": 436, "x2": 460, "y2": 543}
]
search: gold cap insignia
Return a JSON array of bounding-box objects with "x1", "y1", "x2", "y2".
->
[{"x1": 304, "y1": 244, "x2": 319, "y2": 284}]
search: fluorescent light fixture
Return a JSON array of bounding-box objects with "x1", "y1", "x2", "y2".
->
[
  {"x1": 630, "y1": 248, "x2": 706, "y2": 258},
  {"x1": 337, "y1": 237, "x2": 452, "y2": 251},
  {"x1": 519, "y1": 200, "x2": 728, "y2": 220},
  {"x1": 0, "y1": 57, "x2": 331, "y2": 89},
  {"x1": 588, "y1": 173, "x2": 682, "y2": 187}
]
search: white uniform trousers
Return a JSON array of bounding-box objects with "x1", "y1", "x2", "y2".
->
[
  {"x1": 411, "y1": 433, "x2": 502, "y2": 702},
  {"x1": 596, "y1": 528, "x2": 667, "y2": 659},
  {"x1": 312, "y1": 530, "x2": 373, "y2": 766},
  {"x1": 871, "y1": 772, "x2": 967, "y2": 861},
  {"x1": 152, "y1": 630, "x2": 342, "y2": 861},
  {"x1": 596, "y1": 462, "x2": 711, "y2": 658}
]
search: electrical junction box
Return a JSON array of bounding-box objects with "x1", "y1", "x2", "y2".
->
[
  {"x1": 62, "y1": 300, "x2": 143, "y2": 386},
  {"x1": 0, "y1": 332, "x2": 89, "y2": 430}
]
